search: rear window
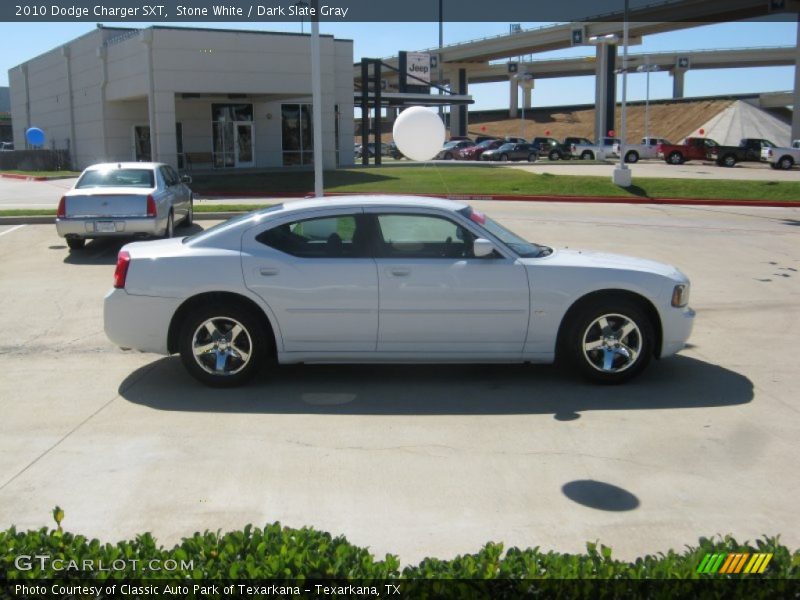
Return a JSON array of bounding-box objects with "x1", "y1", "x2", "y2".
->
[{"x1": 76, "y1": 168, "x2": 154, "y2": 189}]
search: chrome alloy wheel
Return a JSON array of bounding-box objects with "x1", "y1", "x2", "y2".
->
[
  {"x1": 191, "y1": 316, "x2": 253, "y2": 376},
  {"x1": 581, "y1": 313, "x2": 642, "y2": 373}
]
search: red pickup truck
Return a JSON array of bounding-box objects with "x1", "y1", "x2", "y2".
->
[{"x1": 657, "y1": 137, "x2": 720, "y2": 165}]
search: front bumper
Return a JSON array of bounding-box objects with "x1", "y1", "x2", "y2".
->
[
  {"x1": 660, "y1": 306, "x2": 696, "y2": 358},
  {"x1": 104, "y1": 288, "x2": 182, "y2": 355},
  {"x1": 56, "y1": 216, "x2": 164, "y2": 239}
]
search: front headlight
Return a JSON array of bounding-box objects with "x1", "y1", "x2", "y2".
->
[{"x1": 671, "y1": 284, "x2": 690, "y2": 308}]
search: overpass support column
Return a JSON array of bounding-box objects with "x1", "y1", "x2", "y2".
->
[
  {"x1": 509, "y1": 76, "x2": 519, "y2": 118},
  {"x1": 449, "y1": 68, "x2": 468, "y2": 137},
  {"x1": 793, "y1": 17, "x2": 800, "y2": 142},
  {"x1": 522, "y1": 84, "x2": 532, "y2": 110},
  {"x1": 672, "y1": 69, "x2": 686, "y2": 99},
  {"x1": 594, "y1": 43, "x2": 617, "y2": 143}
]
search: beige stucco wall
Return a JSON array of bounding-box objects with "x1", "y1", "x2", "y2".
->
[{"x1": 9, "y1": 26, "x2": 355, "y2": 170}]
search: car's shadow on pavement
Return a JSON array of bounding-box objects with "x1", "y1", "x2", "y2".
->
[{"x1": 119, "y1": 355, "x2": 753, "y2": 417}]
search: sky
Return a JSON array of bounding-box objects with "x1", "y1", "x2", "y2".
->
[{"x1": 0, "y1": 19, "x2": 797, "y2": 110}]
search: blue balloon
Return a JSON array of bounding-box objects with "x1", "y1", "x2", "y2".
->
[{"x1": 26, "y1": 127, "x2": 46, "y2": 147}]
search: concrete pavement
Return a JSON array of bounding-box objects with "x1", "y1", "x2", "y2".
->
[{"x1": 0, "y1": 202, "x2": 798, "y2": 564}]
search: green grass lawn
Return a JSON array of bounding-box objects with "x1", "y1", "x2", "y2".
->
[
  {"x1": 0, "y1": 169, "x2": 81, "y2": 178},
  {"x1": 189, "y1": 166, "x2": 800, "y2": 202}
]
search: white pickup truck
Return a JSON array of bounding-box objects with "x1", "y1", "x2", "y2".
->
[
  {"x1": 761, "y1": 143, "x2": 800, "y2": 170},
  {"x1": 570, "y1": 137, "x2": 620, "y2": 160},
  {"x1": 613, "y1": 137, "x2": 670, "y2": 163}
]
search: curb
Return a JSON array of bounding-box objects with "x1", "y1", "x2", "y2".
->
[
  {"x1": 0, "y1": 173, "x2": 77, "y2": 181},
  {"x1": 0, "y1": 212, "x2": 251, "y2": 226}
]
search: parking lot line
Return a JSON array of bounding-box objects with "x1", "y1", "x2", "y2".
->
[{"x1": 0, "y1": 224, "x2": 25, "y2": 238}]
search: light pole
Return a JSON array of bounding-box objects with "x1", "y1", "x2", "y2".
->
[
  {"x1": 637, "y1": 59, "x2": 661, "y2": 143},
  {"x1": 613, "y1": 0, "x2": 631, "y2": 187}
]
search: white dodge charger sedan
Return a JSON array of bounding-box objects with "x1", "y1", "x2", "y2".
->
[{"x1": 104, "y1": 196, "x2": 694, "y2": 387}]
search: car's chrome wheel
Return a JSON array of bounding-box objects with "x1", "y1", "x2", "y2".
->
[
  {"x1": 563, "y1": 298, "x2": 654, "y2": 384},
  {"x1": 178, "y1": 303, "x2": 270, "y2": 387},
  {"x1": 581, "y1": 314, "x2": 642, "y2": 374},
  {"x1": 668, "y1": 152, "x2": 683, "y2": 165},
  {"x1": 191, "y1": 316, "x2": 253, "y2": 376},
  {"x1": 549, "y1": 150, "x2": 560, "y2": 161}
]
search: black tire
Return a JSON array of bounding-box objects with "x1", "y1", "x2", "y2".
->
[
  {"x1": 163, "y1": 211, "x2": 174, "y2": 238},
  {"x1": 778, "y1": 156, "x2": 794, "y2": 170},
  {"x1": 581, "y1": 151, "x2": 594, "y2": 160},
  {"x1": 182, "y1": 197, "x2": 193, "y2": 227},
  {"x1": 444, "y1": 152, "x2": 453, "y2": 160},
  {"x1": 667, "y1": 151, "x2": 684, "y2": 165},
  {"x1": 527, "y1": 153, "x2": 538, "y2": 162},
  {"x1": 549, "y1": 149, "x2": 560, "y2": 161},
  {"x1": 561, "y1": 298, "x2": 654, "y2": 384},
  {"x1": 500, "y1": 153, "x2": 509, "y2": 162},
  {"x1": 66, "y1": 238, "x2": 85, "y2": 250},
  {"x1": 625, "y1": 151, "x2": 639, "y2": 164},
  {"x1": 721, "y1": 154, "x2": 736, "y2": 168},
  {"x1": 178, "y1": 302, "x2": 269, "y2": 387}
]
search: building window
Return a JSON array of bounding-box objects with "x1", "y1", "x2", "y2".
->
[
  {"x1": 212, "y1": 103, "x2": 254, "y2": 169},
  {"x1": 282, "y1": 104, "x2": 313, "y2": 166}
]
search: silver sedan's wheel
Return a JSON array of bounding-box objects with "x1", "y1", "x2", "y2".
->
[
  {"x1": 163, "y1": 211, "x2": 174, "y2": 238},
  {"x1": 191, "y1": 316, "x2": 253, "y2": 376},
  {"x1": 178, "y1": 303, "x2": 269, "y2": 387},
  {"x1": 563, "y1": 298, "x2": 654, "y2": 384},
  {"x1": 581, "y1": 314, "x2": 642, "y2": 374}
]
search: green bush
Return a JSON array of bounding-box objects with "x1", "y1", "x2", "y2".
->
[{"x1": 1, "y1": 509, "x2": 798, "y2": 581}]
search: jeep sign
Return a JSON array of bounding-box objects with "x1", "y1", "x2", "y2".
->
[{"x1": 406, "y1": 52, "x2": 431, "y2": 84}]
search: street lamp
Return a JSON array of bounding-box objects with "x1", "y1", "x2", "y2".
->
[
  {"x1": 636, "y1": 60, "x2": 661, "y2": 143},
  {"x1": 513, "y1": 72, "x2": 534, "y2": 140}
]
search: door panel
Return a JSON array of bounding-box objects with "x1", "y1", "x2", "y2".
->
[{"x1": 241, "y1": 212, "x2": 378, "y2": 352}]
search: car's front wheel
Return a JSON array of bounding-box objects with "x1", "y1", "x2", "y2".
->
[
  {"x1": 563, "y1": 299, "x2": 654, "y2": 384},
  {"x1": 178, "y1": 304, "x2": 268, "y2": 387}
]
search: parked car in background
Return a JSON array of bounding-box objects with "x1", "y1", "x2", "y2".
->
[
  {"x1": 530, "y1": 137, "x2": 561, "y2": 154},
  {"x1": 481, "y1": 142, "x2": 539, "y2": 162},
  {"x1": 548, "y1": 137, "x2": 593, "y2": 161},
  {"x1": 503, "y1": 136, "x2": 528, "y2": 144},
  {"x1": 614, "y1": 137, "x2": 671, "y2": 163},
  {"x1": 761, "y1": 143, "x2": 800, "y2": 170},
  {"x1": 56, "y1": 162, "x2": 193, "y2": 250},
  {"x1": 388, "y1": 142, "x2": 404, "y2": 159},
  {"x1": 355, "y1": 142, "x2": 392, "y2": 159},
  {"x1": 706, "y1": 138, "x2": 777, "y2": 167},
  {"x1": 0, "y1": 141, "x2": 13, "y2": 151},
  {"x1": 104, "y1": 196, "x2": 694, "y2": 387},
  {"x1": 449, "y1": 136, "x2": 474, "y2": 143},
  {"x1": 657, "y1": 138, "x2": 719, "y2": 165},
  {"x1": 436, "y1": 140, "x2": 474, "y2": 160},
  {"x1": 571, "y1": 137, "x2": 620, "y2": 160},
  {"x1": 474, "y1": 135, "x2": 498, "y2": 144},
  {"x1": 458, "y1": 139, "x2": 503, "y2": 160}
]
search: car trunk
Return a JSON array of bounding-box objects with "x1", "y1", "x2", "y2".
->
[{"x1": 64, "y1": 187, "x2": 153, "y2": 218}]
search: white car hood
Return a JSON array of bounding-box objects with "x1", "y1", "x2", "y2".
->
[{"x1": 525, "y1": 248, "x2": 687, "y2": 282}]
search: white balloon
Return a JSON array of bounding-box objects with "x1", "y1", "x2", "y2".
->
[{"x1": 392, "y1": 107, "x2": 446, "y2": 162}]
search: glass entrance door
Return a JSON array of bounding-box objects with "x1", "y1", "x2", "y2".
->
[{"x1": 235, "y1": 123, "x2": 254, "y2": 168}]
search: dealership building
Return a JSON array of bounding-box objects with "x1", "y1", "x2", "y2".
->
[{"x1": 8, "y1": 25, "x2": 355, "y2": 170}]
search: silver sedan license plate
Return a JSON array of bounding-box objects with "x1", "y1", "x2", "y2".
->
[{"x1": 96, "y1": 221, "x2": 116, "y2": 233}]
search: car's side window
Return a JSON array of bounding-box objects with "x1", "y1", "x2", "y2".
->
[
  {"x1": 256, "y1": 214, "x2": 365, "y2": 258},
  {"x1": 159, "y1": 167, "x2": 174, "y2": 187},
  {"x1": 166, "y1": 166, "x2": 180, "y2": 185},
  {"x1": 375, "y1": 214, "x2": 475, "y2": 259}
]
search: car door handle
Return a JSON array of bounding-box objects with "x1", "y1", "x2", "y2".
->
[
  {"x1": 260, "y1": 267, "x2": 279, "y2": 276},
  {"x1": 389, "y1": 267, "x2": 411, "y2": 277}
]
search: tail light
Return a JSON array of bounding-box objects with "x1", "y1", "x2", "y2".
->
[
  {"x1": 114, "y1": 251, "x2": 131, "y2": 289},
  {"x1": 146, "y1": 195, "x2": 156, "y2": 217},
  {"x1": 57, "y1": 196, "x2": 66, "y2": 218}
]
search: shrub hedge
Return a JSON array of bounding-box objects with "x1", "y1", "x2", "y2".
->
[{"x1": 1, "y1": 509, "x2": 798, "y2": 582}]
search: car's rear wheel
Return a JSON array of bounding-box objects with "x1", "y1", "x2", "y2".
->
[
  {"x1": 581, "y1": 151, "x2": 594, "y2": 160},
  {"x1": 721, "y1": 154, "x2": 737, "y2": 168},
  {"x1": 563, "y1": 299, "x2": 654, "y2": 384},
  {"x1": 182, "y1": 196, "x2": 193, "y2": 227},
  {"x1": 163, "y1": 211, "x2": 174, "y2": 238},
  {"x1": 625, "y1": 151, "x2": 639, "y2": 164},
  {"x1": 178, "y1": 303, "x2": 268, "y2": 387},
  {"x1": 66, "y1": 237, "x2": 85, "y2": 250},
  {"x1": 668, "y1": 151, "x2": 684, "y2": 165},
  {"x1": 549, "y1": 150, "x2": 560, "y2": 161}
]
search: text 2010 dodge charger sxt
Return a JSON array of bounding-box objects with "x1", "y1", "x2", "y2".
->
[{"x1": 104, "y1": 196, "x2": 694, "y2": 387}]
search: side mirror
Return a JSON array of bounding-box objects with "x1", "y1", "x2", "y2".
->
[
  {"x1": 473, "y1": 238, "x2": 496, "y2": 258},
  {"x1": 180, "y1": 175, "x2": 193, "y2": 184}
]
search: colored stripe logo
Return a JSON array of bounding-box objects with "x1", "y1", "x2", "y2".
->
[{"x1": 697, "y1": 552, "x2": 772, "y2": 574}]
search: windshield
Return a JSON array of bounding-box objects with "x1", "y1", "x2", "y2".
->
[
  {"x1": 183, "y1": 204, "x2": 284, "y2": 244},
  {"x1": 477, "y1": 140, "x2": 496, "y2": 148},
  {"x1": 76, "y1": 168, "x2": 154, "y2": 188},
  {"x1": 459, "y1": 207, "x2": 549, "y2": 258}
]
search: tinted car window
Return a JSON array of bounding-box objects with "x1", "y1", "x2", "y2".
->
[
  {"x1": 257, "y1": 214, "x2": 364, "y2": 258},
  {"x1": 375, "y1": 214, "x2": 475, "y2": 259},
  {"x1": 76, "y1": 168, "x2": 154, "y2": 188}
]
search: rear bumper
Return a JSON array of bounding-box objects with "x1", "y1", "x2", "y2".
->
[
  {"x1": 104, "y1": 288, "x2": 181, "y2": 355},
  {"x1": 56, "y1": 216, "x2": 164, "y2": 239}
]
